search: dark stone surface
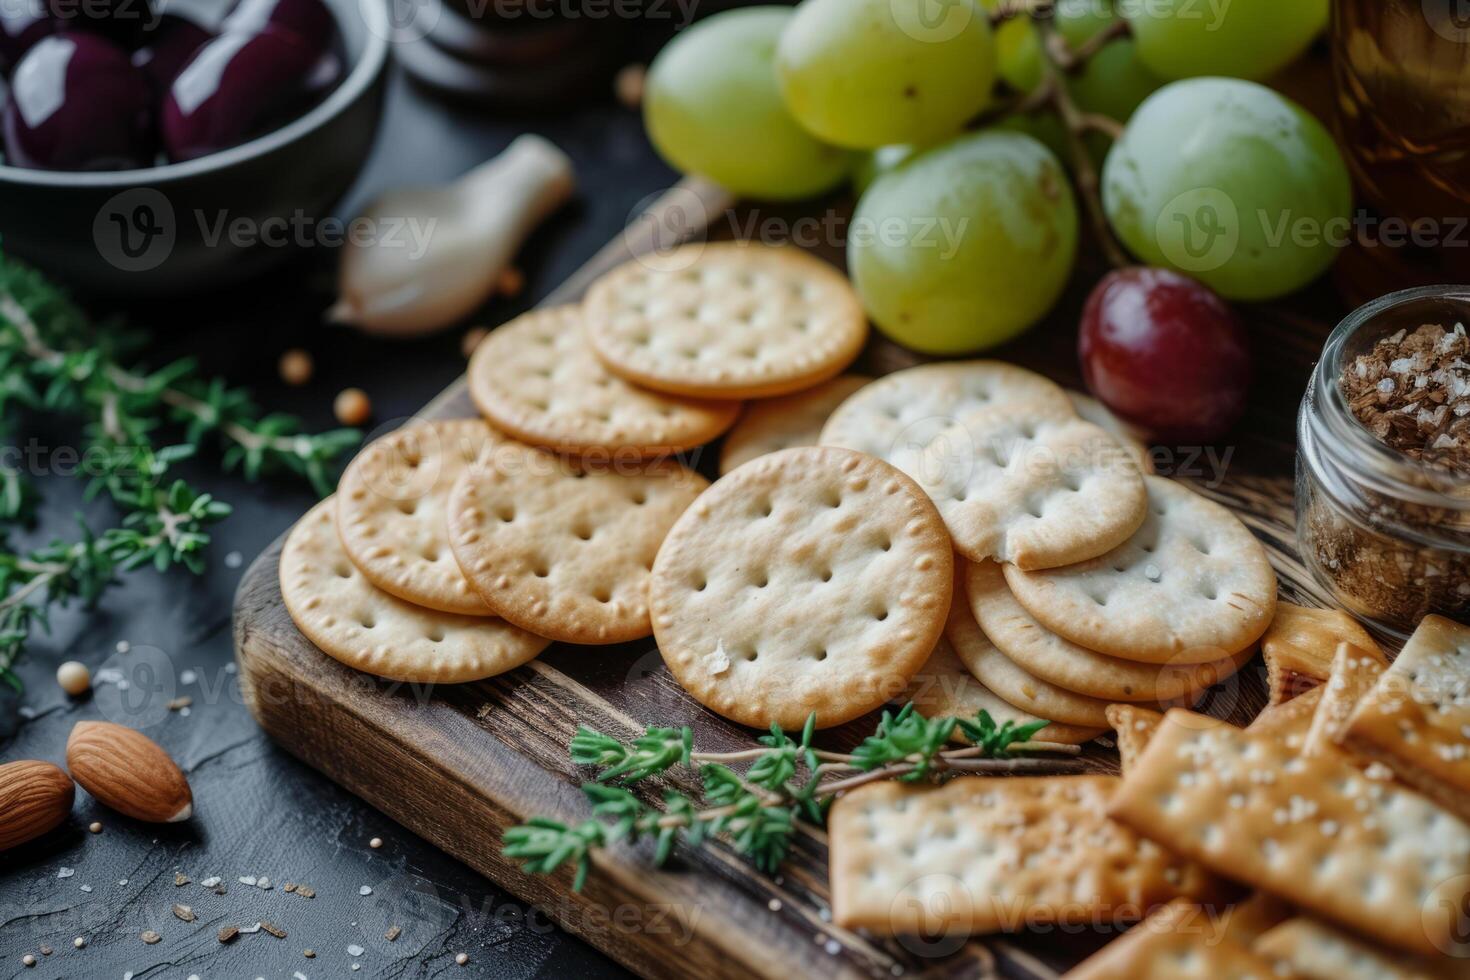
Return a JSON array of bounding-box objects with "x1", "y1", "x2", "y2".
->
[{"x1": 0, "y1": 62, "x2": 666, "y2": 980}]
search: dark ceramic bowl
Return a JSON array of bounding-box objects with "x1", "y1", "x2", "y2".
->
[{"x1": 0, "y1": 0, "x2": 388, "y2": 295}]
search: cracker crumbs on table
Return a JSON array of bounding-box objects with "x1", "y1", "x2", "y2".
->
[
  {"x1": 1342, "y1": 322, "x2": 1470, "y2": 472},
  {"x1": 173, "y1": 904, "x2": 194, "y2": 922},
  {"x1": 261, "y1": 921, "x2": 287, "y2": 938},
  {"x1": 140, "y1": 931, "x2": 161, "y2": 945},
  {"x1": 217, "y1": 926, "x2": 238, "y2": 944},
  {"x1": 174, "y1": 873, "x2": 190, "y2": 886},
  {"x1": 167, "y1": 696, "x2": 192, "y2": 711},
  {"x1": 385, "y1": 925, "x2": 401, "y2": 941}
]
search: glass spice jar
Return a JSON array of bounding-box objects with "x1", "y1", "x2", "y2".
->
[{"x1": 1297, "y1": 285, "x2": 1470, "y2": 640}]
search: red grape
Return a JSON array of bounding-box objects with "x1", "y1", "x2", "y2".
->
[{"x1": 1079, "y1": 267, "x2": 1251, "y2": 443}]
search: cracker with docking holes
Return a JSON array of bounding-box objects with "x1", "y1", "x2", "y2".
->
[
  {"x1": 1065, "y1": 899, "x2": 1279, "y2": 980},
  {"x1": 1067, "y1": 390, "x2": 1153, "y2": 473},
  {"x1": 583, "y1": 242, "x2": 867, "y2": 400},
  {"x1": 820, "y1": 361, "x2": 1077, "y2": 453},
  {"x1": 965, "y1": 559, "x2": 1252, "y2": 703},
  {"x1": 1341, "y1": 614, "x2": 1470, "y2": 822},
  {"x1": 468, "y1": 305, "x2": 740, "y2": 457},
  {"x1": 336, "y1": 419, "x2": 501, "y2": 616},
  {"x1": 282, "y1": 499, "x2": 548, "y2": 683},
  {"x1": 1261, "y1": 602, "x2": 1384, "y2": 705},
  {"x1": 1005, "y1": 477, "x2": 1277, "y2": 664},
  {"x1": 829, "y1": 776, "x2": 1223, "y2": 936},
  {"x1": 946, "y1": 591, "x2": 1120, "y2": 728},
  {"x1": 1106, "y1": 703, "x2": 1165, "y2": 775},
  {"x1": 822, "y1": 363, "x2": 1146, "y2": 569},
  {"x1": 650, "y1": 447, "x2": 952, "y2": 730},
  {"x1": 446, "y1": 440, "x2": 707, "y2": 644},
  {"x1": 1108, "y1": 709, "x2": 1470, "y2": 957},
  {"x1": 1253, "y1": 917, "x2": 1463, "y2": 980},
  {"x1": 718, "y1": 374, "x2": 870, "y2": 475},
  {"x1": 1302, "y1": 643, "x2": 1386, "y2": 761},
  {"x1": 901, "y1": 637, "x2": 1103, "y2": 746}
]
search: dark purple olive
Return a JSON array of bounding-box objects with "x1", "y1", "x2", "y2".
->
[
  {"x1": 160, "y1": 26, "x2": 314, "y2": 161},
  {"x1": 50, "y1": 0, "x2": 154, "y2": 48},
  {"x1": 0, "y1": 8, "x2": 53, "y2": 73},
  {"x1": 222, "y1": 0, "x2": 331, "y2": 56},
  {"x1": 131, "y1": 13, "x2": 212, "y2": 92},
  {"x1": 3, "y1": 34, "x2": 153, "y2": 170}
]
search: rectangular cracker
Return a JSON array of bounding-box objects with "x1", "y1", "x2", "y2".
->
[
  {"x1": 1106, "y1": 703, "x2": 1165, "y2": 776},
  {"x1": 1064, "y1": 899, "x2": 1279, "y2": 980},
  {"x1": 1253, "y1": 917, "x2": 1463, "y2": 980},
  {"x1": 1108, "y1": 709, "x2": 1470, "y2": 957},
  {"x1": 1261, "y1": 602, "x2": 1385, "y2": 705},
  {"x1": 1246, "y1": 685, "x2": 1323, "y2": 753},
  {"x1": 1215, "y1": 891, "x2": 1293, "y2": 946},
  {"x1": 828, "y1": 776, "x2": 1224, "y2": 936},
  {"x1": 1342, "y1": 615, "x2": 1470, "y2": 823},
  {"x1": 1302, "y1": 642, "x2": 1387, "y2": 761}
]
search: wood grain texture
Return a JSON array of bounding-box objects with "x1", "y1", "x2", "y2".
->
[{"x1": 234, "y1": 178, "x2": 1368, "y2": 979}]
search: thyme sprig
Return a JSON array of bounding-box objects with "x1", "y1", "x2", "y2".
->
[
  {"x1": 503, "y1": 706, "x2": 1083, "y2": 891},
  {"x1": 0, "y1": 255, "x2": 359, "y2": 688}
]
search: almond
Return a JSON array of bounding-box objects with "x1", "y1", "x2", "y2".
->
[
  {"x1": 0, "y1": 760, "x2": 74, "y2": 850},
  {"x1": 66, "y1": 721, "x2": 193, "y2": 823}
]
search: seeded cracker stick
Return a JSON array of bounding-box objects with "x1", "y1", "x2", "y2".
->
[
  {"x1": 1063, "y1": 899, "x2": 1278, "y2": 980},
  {"x1": 1108, "y1": 709, "x2": 1470, "y2": 957},
  {"x1": 1105, "y1": 703, "x2": 1165, "y2": 776},
  {"x1": 828, "y1": 776, "x2": 1225, "y2": 937},
  {"x1": 1302, "y1": 642, "x2": 1387, "y2": 761},
  {"x1": 1341, "y1": 615, "x2": 1470, "y2": 823},
  {"x1": 1260, "y1": 602, "x2": 1384, "y2": 705}
]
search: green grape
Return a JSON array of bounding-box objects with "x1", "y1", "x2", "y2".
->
[
  {"x1": 643, "y1": 7, "x2": 851, "y2": 200},
  {"x1": 775, "y1": 0, "x2": 996, "y2": 149},
  {"x1": 849, "y1": 131, "x2": 1078, "y2": 354},
  {"x1": 1123, "y1": 0, "x2": 1328, "y2": 81},
  {"x1": 1102, "y1": 78, "x2": 1352, "y2": 300},
  {"x1": 851, "y1": 144, "x2": 922, "y2": 196}
]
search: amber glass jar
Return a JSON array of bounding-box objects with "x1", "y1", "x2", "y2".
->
[{"x1": 1331, "y1": 0, "x2": 1470, "y2": 298}]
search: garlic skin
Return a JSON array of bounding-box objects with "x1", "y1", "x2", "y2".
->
[{"x1": 332, "y1": 134, "x2": 576, "y2": 336}]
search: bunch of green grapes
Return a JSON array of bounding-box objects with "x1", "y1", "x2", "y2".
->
[
  {"x1": 1102, "y1": 78, "x2": 1351, "y2": 300},
  {"x1": 640, "y1": 0, "x2": 1347, "y2": 354}
]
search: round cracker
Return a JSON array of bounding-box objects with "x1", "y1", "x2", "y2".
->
[
  {"x1": 1067, "y1": 390, "x2": 1153, "y2": 473},
  {"x1": 584, "y1": 242, "x2": 868, "y2": 400},
  {"x1": 945, "y1": 593, "x2": 1116, "y2": 728},
  {"x1": 819, "y1": 361, "x2": 1076, "y2": 461},
  {"x1": 718, "y1": 374, "x2": 871, "y2": 475},
  {"x1": 824, "y1": 366, "x2": 1146, "y2": 569},
  {"x1": 446, "y1": 441, "x2": 708, "y2": 644},
  {"x1": 336, "y1": 419, "x2": 500, "y2": 616},
  {"x1": 281, "y1": 499, "x2": 548, "y2": 683},
  {"x1": 964, "y1": 558, "x2": 1252, "y2": 702},
  {"x1": 469, "y1": 305, "x2": 741, "y2": 456},
  {"x1": 650, "y1": 446, "x2": 953, "y2": 730},
  {"x1": 1004, "y1": 476, "x2": 1278, "y2": 665},
  {"x1": 900, "y1": 637, "x2": 1102, "y2": 746}
]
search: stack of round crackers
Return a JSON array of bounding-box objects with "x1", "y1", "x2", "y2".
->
[
  {"x1": 281, "y1": 242, "x2": 872, "y2": 685},
  {"x1": 282, "y1": 241, "x2": 1275, "y2": 745}
]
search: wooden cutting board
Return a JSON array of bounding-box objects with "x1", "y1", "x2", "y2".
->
[{"x1": 232, "y1": 177, "x2": 1352, "y2": 979}]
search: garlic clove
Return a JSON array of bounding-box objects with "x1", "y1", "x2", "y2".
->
[{"x1": 334, "y1": 134, "x2": 576, "y2": 337}]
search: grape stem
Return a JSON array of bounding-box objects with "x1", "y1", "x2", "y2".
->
[
  {"x1": 988, "y1": 0, "x2": 1054, "y2": 26},
  {"x1": 1043, "y1": 17, "x2": 1131, "y2": 72},
  {"x1": 1032, "y1": 15, "x2": 1132, "y2": 270}
]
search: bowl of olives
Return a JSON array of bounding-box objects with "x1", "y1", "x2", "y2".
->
[{"x1": 0, "y1": 0, "x2": 389, "y2": 294}]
